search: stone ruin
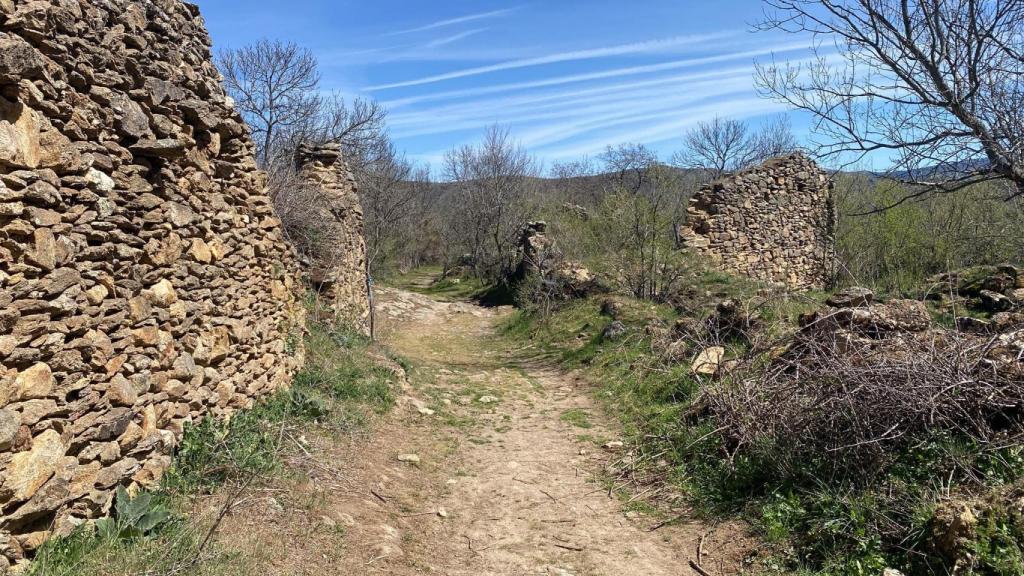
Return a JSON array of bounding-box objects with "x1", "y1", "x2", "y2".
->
[
  {"x1": 0, "y1": 0, "x2": 309, "y2": 564},
  {"x1": 508, "y1": 221, "x2": 599, "y2": 304},
  {"x1": 680, "y1": 153, "x2": 836, "y2": 289},
  {"x1": 294, "y1": 142, "x2": 370, "y2": 334}
]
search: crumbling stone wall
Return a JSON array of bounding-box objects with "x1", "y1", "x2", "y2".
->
[
  {"x1": 295, "y1": 143, "x2": 370, "y2": 333},
  {"x1": 0, "y1": 0, "x2": 305, "y2": 564},
  {"x1": 680, "y1": 153, "x2": 836, "y2": 289}
]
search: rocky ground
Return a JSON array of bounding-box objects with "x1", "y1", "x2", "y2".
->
[{"x1": 205, "y1": 282, "x2": 755, "y2": 575}]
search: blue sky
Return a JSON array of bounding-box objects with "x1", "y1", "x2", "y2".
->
[{"x1": 194, "y1": 1, "x2": 826, "y2": 171}]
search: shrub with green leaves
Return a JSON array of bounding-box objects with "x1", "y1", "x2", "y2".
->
[{"x1": 95, "y1": 487, "x2": 173, "y2": 541}]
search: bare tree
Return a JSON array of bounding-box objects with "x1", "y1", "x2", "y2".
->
[
  {"x1": 218, "y1": 40, "x2": 388, "y2": 174},
  {"x1": 549, "y1": 158, "x2": 598, "y2": 206},
  {"x1": 217, "y1": 40, "x2": 320, "y2": 167},
  {"x1": 674, "y1": 117, "x2": 751, "y2": 178},
  {"x1": 356, "y1": 142, "x2": 432, "y2": 274},
  {"x1": 672, "y1": 115, "x2": 799, "y2": 179},
  {"x1": 749, "y1": 115, "x2": 800, "y2": 163},
  {"x1": 600, "y1": 143, "x2": 659, "y2": 194},
  {"x1": 275, "y1": 95, "x2": 389, "y2": 173},
  {"x1": 757, "y1": 0, "x2": 1024, "y2": 208},
  {"x1": 443, "y1": 126, "x2": 539, "y2": 279}
]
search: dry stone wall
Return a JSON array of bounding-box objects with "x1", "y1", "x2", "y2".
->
[
  {"x1": 295, "y1": 143, "x2": 370, "y2": 334},
  {"x1": 680, "y1": 153, "x2": 836, "y2": 289},
  {"x1": 0, "y1": 0, "x2": 305, "y2": 564}
]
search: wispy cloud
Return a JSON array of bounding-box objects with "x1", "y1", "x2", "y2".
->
[
  {"x1": 424, "y1": 28, "x2": 488, "y2": 49},
  {"x1": 388, "y1": 8, "x2": 518, "y2": 36},
  {"x1": 378, "y1": 40, "x2": 816, "y2": 109},
  {"x1": 366, "y1": 31, "x2": 740, "y2": 91},
  {"x1": 536, "y1": 98, "x2": 786, "y2": 161},
  {"x1": 389, "y1": 82, "x2": 752, "y2": 141}
]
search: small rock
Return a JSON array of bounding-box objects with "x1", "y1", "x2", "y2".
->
[
  {"x1": 0, "y1": 408, "x2": 19, "y2": 450},
  {"x1": 477, "y1": 395, "x2": 499, "y2": 404},
  {"x1": 266, "y1": 497, "x2": 283, "y2": 514},
  {"x1": 437, "y1": 507, "x2": 448, "y2": 518},
  {"x1": 600, "y1": 299, "x2": 623, "y2": 318},
  {"x1": 145, "y1": 279, "x2": 177, "y2": 307},
  {"x1": 84, "y1": 168, "x2": 115, "y2": 192},
  {"x1": 826, "y1": 286, "x2": 874, "y2": 308},
  {"x1": 601, "y1": 321, "x2": 628, "y2": 341},
  {"x1": 955, "y1": 316, "x2": 991, "y2": 333},
  {"x1": 85, "y1": 284, "x2": 109, "y2": 305},
  {"x1": 105, "y1": 375, "x2": 137, "y2": 407},
  {"x1": 979, "y1": 289, "x2": 1014, "y2": 313},
  {"x1": 417, "y1": 407, "x2": 435, "y2": 416},
  {"x1": 691, "y1": 346, "x2": 725, "y2": 376},
  {"x1": 397, "y1": 453, "x2": 420, "y2": 464},
  {"x1": 129, "y1": 138, "x2": 187, "y2": 158},
  {"x1": 14, "y1": 362, "x2": 54, "y2": 400},
  {"x1": 603, "y1": 441, "x2": 624, "y2": 450},
  {"x1": 4, "y1": 429, "x2": 66, "y2": 501}
]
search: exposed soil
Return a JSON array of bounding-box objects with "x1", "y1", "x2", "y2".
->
[{"x1": 209, "y1": 283, "x2": 757, "y2": 575}]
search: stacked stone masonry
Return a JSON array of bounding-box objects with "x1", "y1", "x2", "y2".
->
[
  {"x1": 681, "y1": 153, "x2": 836, "y2": 289},
  {"x1": 295, "y1": 143, "x2": 370, "y2": 334},
  {"x1": 0, "y1": 0, "x2": 306, "y2": 564}
]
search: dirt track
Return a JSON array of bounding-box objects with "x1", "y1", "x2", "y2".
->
[{"x1": 212, "y1": 285, "x2": 754, "y2": 575}]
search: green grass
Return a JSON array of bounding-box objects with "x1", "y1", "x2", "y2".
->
[
  {"x1": 560, "y1": 408, "x2": 593, "y2": 429},
  {"x1": 387, "y1": 266, "x2": 493, "y2": 302},
  {"x1": 30, "y1": 514, "x2": 251, "y2": 576},
  {"x1": 501, "y1": 284, "x2": 1024, "y2": 576},
  {"x1": 31, "y1": 312, "x2": 401, "y2": 575}
]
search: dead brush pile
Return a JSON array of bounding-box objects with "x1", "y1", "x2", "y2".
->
[{"x1": 706, "y1": 326, "x2": 1024, "y2": 477}]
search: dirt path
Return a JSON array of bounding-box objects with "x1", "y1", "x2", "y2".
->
[{"x1": 213, "y1": 285, "x2": 754, "y2": 575}]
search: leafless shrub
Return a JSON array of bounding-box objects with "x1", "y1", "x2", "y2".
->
[
  {"x1": 265, "y1": 165, "x2": 329, "y2": 263},
  {"x1": 704, "y1": 329, "x2": 1024, "y2": 478}
]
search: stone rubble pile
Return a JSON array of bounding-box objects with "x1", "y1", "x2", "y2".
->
[
  {"x1": 0, "y1": 0, "x2": 306, "y2": 565},
  {"x1": 681, "y1": 153, "x2": 836, "y2": 289}
]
